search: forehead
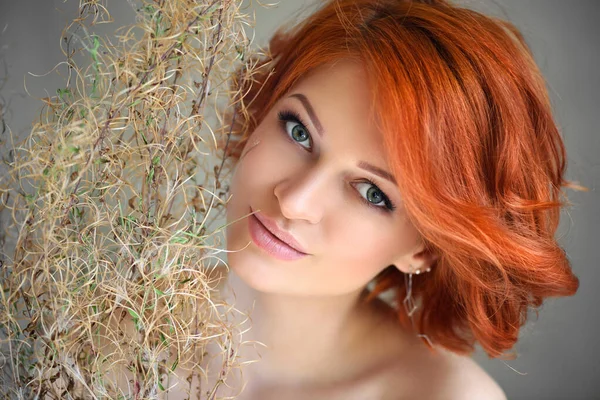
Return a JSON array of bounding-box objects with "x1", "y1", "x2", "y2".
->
[{"x1": 291, "y1": 60, "x2": 373, "y2": 111}]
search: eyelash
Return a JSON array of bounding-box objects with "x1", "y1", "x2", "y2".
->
[{"x1": 276, "y1": 108, "x2": 397, "y2": 213}]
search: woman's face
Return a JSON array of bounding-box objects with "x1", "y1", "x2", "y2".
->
[{"x1": 225, "y1": 60, "x2": 424, "y2": 297}]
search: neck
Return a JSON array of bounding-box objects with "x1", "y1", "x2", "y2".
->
[{"x1": 222, "y1": 271, "x2": 375, "y2": 387}]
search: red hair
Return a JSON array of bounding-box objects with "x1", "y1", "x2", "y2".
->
[{"x1": 221, "y1": 0, "x2": 585, "y2": 359}]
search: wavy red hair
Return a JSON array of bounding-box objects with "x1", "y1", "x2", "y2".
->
[{"x1": 221, "y1": 0, "x2": 585, "y2": 359}]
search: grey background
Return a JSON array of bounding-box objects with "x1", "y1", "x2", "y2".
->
[{"x1": 0, "y1": 1, "x2": 598, "y2": 399}]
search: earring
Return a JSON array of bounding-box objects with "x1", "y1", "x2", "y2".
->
[
  {"x1": 402, "y1": 264, "x2": 429, "y2": 317},
  {"x1": 413, "y1": 266, "x2": 432, "y2": 275},
  {"x1": 403, "y1": 264, "x2": 434, "y2": 348}
]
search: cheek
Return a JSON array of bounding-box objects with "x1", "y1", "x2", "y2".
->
[
  {"x1": 225, "y1": 128, "x2": 281, "y2": 251},
  {"x1": 334, "y1": 225, "x2": 395, "y2": 270},
  {"x1": 229, "y1": 126, "x2": 297, "y2": 203},
  {"x1": 229, "y1": 132, "x2": 267, "y2": 196},
  {"x1": 324, "y1": 217, "x2": 419, "y2": 280}
]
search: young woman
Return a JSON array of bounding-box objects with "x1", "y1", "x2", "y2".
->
[{"x1": 213, "y1": 0, "x2": 580, "y2": 398}]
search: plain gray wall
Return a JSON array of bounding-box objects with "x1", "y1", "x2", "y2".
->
[{"x1": 0, "y1": 1, "x2": 598, "y2": 399}]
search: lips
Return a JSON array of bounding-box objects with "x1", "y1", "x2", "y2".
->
[
  {"x1": 248, "y1": 214, "x2": 308, "y2": 261},
  {"x1": 250, "y1": 207, "x2": 309, "y2": 254}
]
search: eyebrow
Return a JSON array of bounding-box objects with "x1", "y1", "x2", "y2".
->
[
  {"x1": 289, "y1": 92, "x2": 397, "y2": 186},
  {"x1": 290, "y1": 93, "x2": 324, "y2": 136}
]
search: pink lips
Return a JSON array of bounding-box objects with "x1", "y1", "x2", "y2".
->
[{"x1": 248, "y1": 210, "x2": 309, "y2": 261}]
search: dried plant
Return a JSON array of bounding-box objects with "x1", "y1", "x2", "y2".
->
[{"x1": 0, "y1": 0, "x2": 265, "y2": 398}]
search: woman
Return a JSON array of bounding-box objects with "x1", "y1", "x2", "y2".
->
[{"x1": 215, "y1": 0, "x2": 580, "y2": 398}]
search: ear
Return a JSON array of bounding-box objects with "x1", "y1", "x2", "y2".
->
[{"x1": 392, "y1": 241, "x2": 439, "y2": 275}]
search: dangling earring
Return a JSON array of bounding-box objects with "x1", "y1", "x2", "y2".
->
[{"x1": 403, "y1": 264, "x2": 434, "y2": 348}]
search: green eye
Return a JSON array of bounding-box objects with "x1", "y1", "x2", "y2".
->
[
  {"x1": 355, "y1": 181, "x2": 394, "y2": 211},
  {"x1": 278, "y1": 109, "x2": 313, "y2": 150},
  {"x1": 357, "y1": 183, "x2": 385, "y2": 206},
  {"x1": 286, "y1": 121, "x2": 310, "y2": 148},
  {"x1": 366, "y1": 186, "x2": 384, "y2": 204}
]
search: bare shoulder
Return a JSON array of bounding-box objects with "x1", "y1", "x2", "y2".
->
[
  {"x1": 432, "y1": 350, "x2": 507, "y2": 400},
  {"x1": 380, "y1": 345, "x2": 507, "y2": 400}
]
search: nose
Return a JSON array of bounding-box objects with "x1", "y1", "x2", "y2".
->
[{"x1": 273, "y1": 163, "x2": 332, "y2": 225}]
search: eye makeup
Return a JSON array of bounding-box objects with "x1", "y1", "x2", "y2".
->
[{"x1": 276, "y1": 107, "x2": 397, "y2": 213}]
